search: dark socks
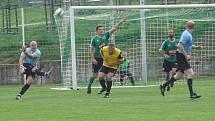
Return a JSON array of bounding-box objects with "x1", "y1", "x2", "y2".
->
[
  {"x1": 99, "y1": 78, "x2": 106, "y2": 90},
  {"x1": 187, "y1": 79, "x2": 194, "y2": 96},
  {"x1": 120, "y1": 79, "x2": 123, "y2": 85},
  {"x1": 87, "y1": 77, "x2": 95, "y2": 89},
  {"x1": 106, "y1": 81, "x2": 112, "y2": 93},
  {"x1": 19, "y1": 83, "x2": 30, "y2": 95},
  {"x1": 36, "y1": 71, "x2": 46, "y2": 77},
  {"x1": 166, "y1": 73, "x2": 170, "y2": 82},
  {"x1": 129, "y1": 77, "x2": 135, "y2": 85},
  {"x1": 163, "y1": 76, "x2": 176, "y2": 88}
]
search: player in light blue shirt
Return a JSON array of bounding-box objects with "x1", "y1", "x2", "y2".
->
[
  {"x1": 16, "y1": 41, "x2": 52, "y2": 100},
  {"x1": 160, "y1": 21, "x2": 202, "y2": 99},
  {"x1": 20, "y1": 47, "x2": 41, "y2": 67}
]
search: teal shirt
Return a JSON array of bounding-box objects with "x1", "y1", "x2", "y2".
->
[
  {"x1": 159, "y1": 38, "x2": 178, "y2": 62},
  {"x1": 20, "y1": 48, "x2": 41, "y2": 67},
  {"x1": 119, "y1": 59, "x2": 130, "y2": 71},
  {"x1": 90, "y1": 32, "x2": 110, "y2": 58}
]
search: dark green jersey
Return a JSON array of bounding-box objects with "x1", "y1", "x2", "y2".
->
[
  {"x1": 90, "y1": 32, "x2": 110, "y2": 58},
  {"x1": 159, "y1": 38, "x2": 178, "y2": 62},
  {"x1": 119, "y1": 59, "x2": 130, "y2": 71}
]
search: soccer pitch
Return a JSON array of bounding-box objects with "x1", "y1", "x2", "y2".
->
[{"x1": 0, "y1": 78, "x2": 215, "y2": 121}]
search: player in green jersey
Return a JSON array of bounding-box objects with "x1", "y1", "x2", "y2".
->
[
  {"x1": 87, "y1": 18, "x2": 126, "y2": 94},
  {"x1": 119, "y1": 51, "x2": 135, "y2": 86},
  {"x1": 159, "y1": 29, "x2": 178, "y2": 91}
]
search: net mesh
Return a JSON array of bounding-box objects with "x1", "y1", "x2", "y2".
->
[{"x1": 69, "y1": 7, "x2": 215, "y2": 86}]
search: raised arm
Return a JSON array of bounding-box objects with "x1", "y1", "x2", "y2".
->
[
  {"x1": 109, "y1": 18, "x2": 126, "y2": 34},
  {"x1": 192, "y1": 44, "x2": 203, "y2": 49}
]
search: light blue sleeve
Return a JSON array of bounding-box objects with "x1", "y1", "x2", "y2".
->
[
  {"x1": 179, "y1": 34, "x2": 189, "y2": 45},
  {"x1": 34, "y1": 50, "x2": 41, "y2": 58}
]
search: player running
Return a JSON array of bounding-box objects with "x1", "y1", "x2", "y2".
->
[
  {"x1": 98, "y1": 43, "x2": 124, "y2": 98},
  {"x1": 16, "y1": 41, "x2": 52, "y2": 100},
  {"x1": 160, "y1": 21, "x2": 202, "y2": 99},
  {"x1": 159, "y1": 29, "x2": 178, "y2": 91}
]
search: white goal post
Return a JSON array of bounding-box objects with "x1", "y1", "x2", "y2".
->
[{"x1": 66, "y1": 4, "x2": 215, "y2": 90}]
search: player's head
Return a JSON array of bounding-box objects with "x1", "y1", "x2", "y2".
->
[
  {"x1": 108, "y1": 43, "x2": 115, "y2": 55},
  {"x1": 186, "y1": 20, "x2": 195, "y2": 32},
  {"x1": 122, "y1": 51, "x2": 128, "y2": 58},
  {"x1": 96, "y1": 25, "x2": 104, "y2": 36},
  {"x1": 30, "y1": 41, "x2": 38, "y2": 50},
  {"x1": 168, "y1": 29, "x2": 174, "y2": 39}
]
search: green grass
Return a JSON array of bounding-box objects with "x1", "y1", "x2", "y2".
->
[{"x1": 0, "y1": 78, "x2": 215, "y2": 121}]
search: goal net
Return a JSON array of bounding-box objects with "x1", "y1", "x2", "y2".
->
[{"x1": 56, "y1": 4, "x2": 215, "y2": 89}]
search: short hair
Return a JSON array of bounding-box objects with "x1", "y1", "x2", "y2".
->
[
  {"x1": 186, "y1": 20, "x2": 195, "y2": 29},
  {"x1": 168, "y1": 29, "x2": 174, "y2": 32},
  {"x1": 96, "y1": 25, "x2": 103, "y2": 31},
  {"x1": 30, "y1": 41, "x2": 37, "y2": 45}
]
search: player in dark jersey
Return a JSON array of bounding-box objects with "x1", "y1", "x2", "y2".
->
[{"x1": 159, "y1": 29, "x2": 178, "y2": 91}]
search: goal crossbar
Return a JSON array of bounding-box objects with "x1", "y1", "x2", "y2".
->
[{"x1": 71, "y1": 4, "x2": 215, "y2": 10}]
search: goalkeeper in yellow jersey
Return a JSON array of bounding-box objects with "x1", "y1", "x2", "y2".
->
[{"x1": 98, "y1": 43, "x2": 124, "y2": 98}]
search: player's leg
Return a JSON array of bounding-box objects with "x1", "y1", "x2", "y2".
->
[
  {"x1": 87, "y1": 58, "x2": 103, "y2": 94},
  {"x1": 16, "y1": 75, "x2": 33, "y2": 100},
  {"x1": 162, "y1": 60, "x2": 171, "y2": 91},
  {"x1": 126, "y1": 71, "x2": 135, "y2": 86},
  {"x1": 160, "y1": 71, "x2": 183, "y2": 96},
  {"x1": 119, "y1": 71, "x2": 125, "y2": 86},
  {"x1": 169, "y1": 67, "x2": 177, "y2": 87},
  {"x1": 97, "y1": 69, "x2": 107, "y2": 94},
  {"x1": 87, "y1": 72, "x2": 98, "y2": 94},
  {"x1": 184, "y1": 68, "x2": 201, "y2": 99},
  {"x1": 16, "y1": 64, "x2": 34, "y2": 100},
  {"x1": 104, "y1": 71, "x2": 115, "y2": 98},
  {"x1": 35, "y1": 67, "x2": 53, "y2": 78}
]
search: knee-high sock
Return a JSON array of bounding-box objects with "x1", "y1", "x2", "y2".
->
[
  {"x1": 19, "y1": 83, "x2": 30, "y2": 95},
  {"x1": 166, "y1": 72, "x2": 170, "y2": 82},
  {"x1": 163, "y1": 76, "x2": 176, "y2": 88},
  {"x1": 128, "y1": 73, "x2": 135, "y2": 84},
  {"x1": 99, "y1": 78, "x2": 106, "y2": 90},
  {"x1": 106, "y1": 81, "x2": 112, "y2": 93},
  {"x1": 187, "y1": 79, "x2": 194, "y2": 96},
  {"x1": 87, "y1": 77, "x2": 95, "y2": 89},
  {"x1": 36, "y1": 71, "x2": 46, "y2": 76}
]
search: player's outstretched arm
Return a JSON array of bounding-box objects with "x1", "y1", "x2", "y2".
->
[
  {"x1": 192, "y1": 44, "x2": 203, "y2": 49},
  {"x1": 109, "y1": 18, "x2": 126, "y2": 34}
]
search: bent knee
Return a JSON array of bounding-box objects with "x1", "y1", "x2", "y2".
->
[{"x1": 187, "y1": 71, "x2": 194, "y2": 79}]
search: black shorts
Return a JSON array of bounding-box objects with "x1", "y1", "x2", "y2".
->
[
  {"x1": 23, "y1": 63, "x2": 36, "y2": 79},
  {"x1": 92, "y1": 58, "x2": 103, "y2": 73},
  {"x1": 99, "y1": 66, "x2": 117, "y2": 75},
  {"x1": 162, "y1": 59, "x2": 177, "y2": 72},
  {"x1": 176, "y1": 52, "x2": 191, "y2": 71}
]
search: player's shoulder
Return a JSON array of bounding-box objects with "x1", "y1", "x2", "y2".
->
[
  {"x1": 101, "y1": 46, "x2": 108, "y2": 51},
  {"x1": 35, "y1": 48, "x2": 41, "y2": 54},
  {"x1": 115, "y1": 47, "x2": 121, "y2": 53}
]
